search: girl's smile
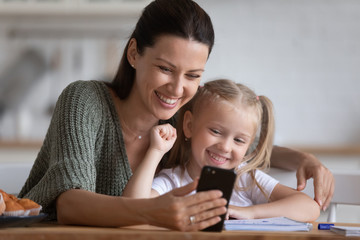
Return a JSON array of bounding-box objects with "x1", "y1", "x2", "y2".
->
[
  {"x1": 184, "y1": 99, "x2": 255, "y2": 180},
  {"x1": 207, "y1": 150, "x2": 231, "y2": 166}
]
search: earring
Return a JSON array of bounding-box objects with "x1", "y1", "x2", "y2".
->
[
  {"x1": 185, "y1": 137, "x2": 189, "y2": 142},
  {"x1": 131, "y1": 64, "x2": 135, "y2": 68}
]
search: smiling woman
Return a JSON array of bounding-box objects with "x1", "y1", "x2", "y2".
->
[
  {"x1": 124, "y1": 35, "x2": 208, "y2": 122},
  {"x1": 17, "y1": 0, "x2": 333, "y2": 231},
  {"x1": 17, "y1": 0, "x2": 228, "y2": 231}
]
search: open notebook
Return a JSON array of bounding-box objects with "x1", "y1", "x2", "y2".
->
[{"x1": 224, "y1": 217, "x2": 313, "y2": 231}]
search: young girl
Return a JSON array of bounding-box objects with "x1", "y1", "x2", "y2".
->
[{"x1": 123, "y1": 79, "x2": 320, "y2": 222}]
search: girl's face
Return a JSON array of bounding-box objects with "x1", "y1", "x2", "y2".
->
[
  {"x1": 128, "y1": 35, "x2": 209, "y2": 121},
  {"x1": 184, "y1": 100, "x2": 257, "y2": 179}
]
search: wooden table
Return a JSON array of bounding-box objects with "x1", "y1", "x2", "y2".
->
[{"x1": 0, "y1": 222, "x2": 358, "y2": 240}]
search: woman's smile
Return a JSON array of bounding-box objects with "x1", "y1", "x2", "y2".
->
[{"x1": 155, "y1": 90, "x2": 179, "y2": 107}]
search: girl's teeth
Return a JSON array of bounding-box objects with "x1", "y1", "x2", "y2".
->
[{"x1": 210, "y1": 152, "x2": 226, "y2": 162}]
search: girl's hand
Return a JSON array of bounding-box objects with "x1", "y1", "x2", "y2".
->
[
  {"x1": 143, "y1": 180, "x2": 228, "y2": 231},
  {"x1": 226, "y1": 205, "x2": 255, "y2": 220},
  {"x1": 150, "y1": 124, "x2": 177, "y2": 154}
]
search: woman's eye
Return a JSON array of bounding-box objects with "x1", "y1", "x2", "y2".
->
[
  {"x1": 159, "y1": 66, "x2": 171, "y2": 73},
  {"x1": 186, "y1": 73, "x2": 200, "y2": 79}
]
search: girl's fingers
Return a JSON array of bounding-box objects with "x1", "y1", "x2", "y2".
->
[{"x1": 157, "y1": 124, "x2": 176, "y2": 140}]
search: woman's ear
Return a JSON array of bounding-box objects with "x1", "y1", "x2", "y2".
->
[
  {"x1": 127, "y1": 38, "x2": 138, "y2": 68},
  {"x1": 183, "y1": 111, "x2": 193, "y2": 139}
]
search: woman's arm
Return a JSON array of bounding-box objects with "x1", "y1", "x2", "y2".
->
[
  {"x1": 270, "y1": 145, "x2": 334, "y2": 211},
  {"x1": 228, "y1": 184, "x2": 320, "y2": 222},
  {"x1": 56, "y1": 181, "x2": 227, "y2": 231},
  {"x1": 122, "y1": 124, "x2": 176, "y2": 198}
]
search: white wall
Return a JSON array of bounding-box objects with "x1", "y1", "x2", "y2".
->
[{"x1": 197, "y1": 0, "x2": 360, "y2": 147}]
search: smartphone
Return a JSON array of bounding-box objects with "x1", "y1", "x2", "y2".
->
[{"x1": 196, "y1": 165, "x2": 236, "y2": 232}]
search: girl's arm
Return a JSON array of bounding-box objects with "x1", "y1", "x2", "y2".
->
[
  {"x1": 228, "y1": 184, "x2": 320, "y2": 222},
  {"x1": 56, "y1": 181, "x2": 227, "y2": 231},
  {"x1": 122, "y1": 124, "x2": 176, "y2": 198}
]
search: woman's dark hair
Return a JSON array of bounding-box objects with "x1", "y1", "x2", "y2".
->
[{"x1": 109, "y1": 0, "x2": 214, "y2": 99}]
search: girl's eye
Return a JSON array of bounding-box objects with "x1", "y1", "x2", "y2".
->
[
  {"x1": 210, "y1": 129, "x2": 221, "y2": 135},
  {"x1": 234, "y1": 138, "x2": 246, "y2": 144}
]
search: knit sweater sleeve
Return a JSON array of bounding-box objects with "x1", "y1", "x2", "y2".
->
[{"x1": 18, "y1": 80, "x2": 103, "y2": 218}]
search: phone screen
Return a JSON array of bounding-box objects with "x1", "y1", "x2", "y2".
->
[{"x1": 196, "y1": 165, "x2": 236, "y2": 232}]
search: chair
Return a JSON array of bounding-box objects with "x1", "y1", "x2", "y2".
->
[{"x1": 327, "y1": 170, "x2": 360, "y2": 222}]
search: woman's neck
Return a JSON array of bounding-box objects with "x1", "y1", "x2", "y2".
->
[{"x1": 109, "y1": 87, "x2": 158, "y2": 141}]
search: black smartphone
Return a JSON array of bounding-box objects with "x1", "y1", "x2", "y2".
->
[{"x1": 196, "y1": 165, "x2": 236, "y2": 232}]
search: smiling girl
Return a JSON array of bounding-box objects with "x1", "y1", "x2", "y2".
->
[
  {"x1": 19, "y1": 0, "x2": 329, "y2": 230},
  {"x1": 125, "y1": 79, "x2": 320, "y2": 222}
]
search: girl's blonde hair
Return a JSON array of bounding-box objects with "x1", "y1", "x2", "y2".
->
[{"x1": 165, "y1": 79, "x2": 275, "y2": 195}]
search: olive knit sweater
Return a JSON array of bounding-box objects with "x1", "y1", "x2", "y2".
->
[{"x1": 18, "y1": 80, "x2": 174, "y2": 220}]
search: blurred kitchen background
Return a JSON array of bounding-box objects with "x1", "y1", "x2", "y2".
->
[{"x1": 0, "y1": 0, "x2": 359, "y2": 223}]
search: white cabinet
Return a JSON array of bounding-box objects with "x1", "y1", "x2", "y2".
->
[{"x1": 0, "y1": 0, "x2": 151, "y2": 16}]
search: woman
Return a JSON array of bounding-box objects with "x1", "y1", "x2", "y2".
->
[{"x1": 18, "y1": 0, "x2": 333, "y2": 231}]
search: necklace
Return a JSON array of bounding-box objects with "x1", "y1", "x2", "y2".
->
[
  {"x1": 120, "y1": 118, "x2": 144, "y2": 141},
  {"x1": 111, "y1": 89, "x2": 149, "y2": 141},
  {"x1": 118, "y1": 113, "x2": 149, "y2": 141}
]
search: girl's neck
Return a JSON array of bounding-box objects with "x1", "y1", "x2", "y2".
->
[{"x1": 186, "y1": 160, "x2": 202, "y2": 181}]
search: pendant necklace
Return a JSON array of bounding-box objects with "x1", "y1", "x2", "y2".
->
[{"x1": 119, "y1": 116, "x2": 146, "y2": 141}]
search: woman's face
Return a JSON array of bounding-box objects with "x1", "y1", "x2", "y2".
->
[{"x1": 129, "y1": 35, "x2": 209, "y2": 120}]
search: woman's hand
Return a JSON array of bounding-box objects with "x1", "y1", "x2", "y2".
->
[
  {"x1": 296, "y1": 152, "x2": 334, "y2": 211},
  {"x1": 150, "y1": 123, "x2": 177, "y2": 155},
  {"x1": 143, "y1": 180, "x2": 227, "y2": 231},
  {"x1": 57, "y1": 182, "x2": 226, "y2": 230},
  {"x1": 271, "y1": 146, "x2": 334, "y2": 211}
]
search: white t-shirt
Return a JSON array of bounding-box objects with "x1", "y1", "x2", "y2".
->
[{"x1": 152, "y1": 164, "x2": 279, "y2": 207}]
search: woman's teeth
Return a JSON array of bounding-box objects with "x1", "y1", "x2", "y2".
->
[{"x1": 156, "y1": 91, "x2": 177, "y2": 105}]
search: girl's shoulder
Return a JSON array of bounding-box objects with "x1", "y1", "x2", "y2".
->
[
  {"x1": 155, "y1": 167, "x2": 191, "y2": 184},
  {"x1": 156, "y1": 167, "x2": 182, "y2": 177}
]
